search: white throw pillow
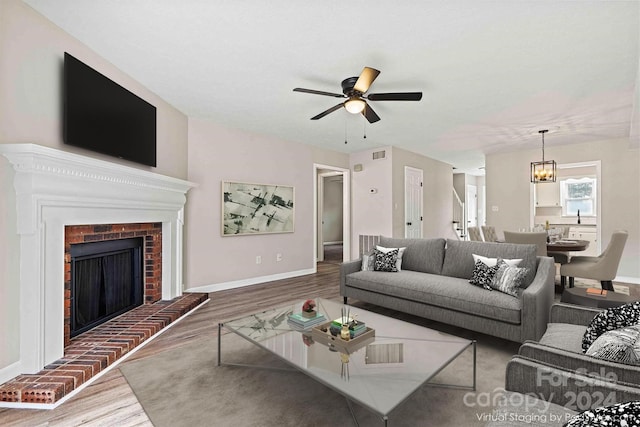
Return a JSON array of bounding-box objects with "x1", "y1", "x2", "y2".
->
[
  {"x1": 376, "y1": 245, "x2": 406, "y2": 271},
  {"x1": 472, "y1": 253, "x2": 522, "y2": 267}
]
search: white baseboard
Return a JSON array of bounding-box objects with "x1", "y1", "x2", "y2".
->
[
  {"x1": 186, "y1": 267, "x2": 317, "y2": 293},
  {"x1": 615, "y1": 275, "x2": 640, "y2": 285},
  {"x1": 0, "y1": 361, "x2": 22, "y2": 387}
]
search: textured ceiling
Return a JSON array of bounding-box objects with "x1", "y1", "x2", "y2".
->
[{"x1": 22, "y1": 0, "x2": 640, "y2": 174}]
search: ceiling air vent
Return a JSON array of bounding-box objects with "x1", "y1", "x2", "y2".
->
[{"x1": 372, "y1": 150, "x2": 386, "y2": 160}]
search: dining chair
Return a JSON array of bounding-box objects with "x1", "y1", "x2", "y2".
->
[
  {"x1": 467, "y1": 226, "x2": 483, "y2": 241},
  {"x1": 481, "y1": 226, "x2": 499, "y2": 242},
  {"x1": 503, "y1": 231, "x2": 548, "y2": 257},
  {"x1": 560, "y1": 230, "x2": 628, "y2": 292}
]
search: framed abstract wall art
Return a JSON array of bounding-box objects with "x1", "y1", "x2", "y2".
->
[{"x1": 222, "y1": 181, "x2": 294, "y2": 236}]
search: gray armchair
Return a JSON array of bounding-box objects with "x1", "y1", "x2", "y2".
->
[
  {"x1": 505, "y1": 303, "x2": 640, "y2": 409},
  {"x1": 560, "y1": 230, "x2": 628, "y2": 291}
]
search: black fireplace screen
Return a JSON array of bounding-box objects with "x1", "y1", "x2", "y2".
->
[{"x1": 70, "y1": 237, "x2": 143, "y2": 337}]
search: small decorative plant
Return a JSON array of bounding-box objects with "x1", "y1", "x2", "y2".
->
[{"x1": 301, "y1": 299, "x2": 316, "y2": 318}]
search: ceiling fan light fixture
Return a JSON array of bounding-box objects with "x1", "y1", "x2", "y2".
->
[{"x1": 344, "y1": 97, "x2": 366, "y2": 114}]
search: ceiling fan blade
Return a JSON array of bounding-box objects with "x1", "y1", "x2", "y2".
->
[
  {"x1": 367, "y1": 92, "x2": 423, "y2": 101},
  {"x1": 310, "y1": 103, "x2": 344, "y2": 120},
  {"x1": 353, "y1": 67, "x2": 380, "y2": 94},
  {"x1": 293, "y1": 88, "x2": 345, "y2": 98},
  {"x1": 362, "y1": 103, "x2": 381, "y2": 123}
]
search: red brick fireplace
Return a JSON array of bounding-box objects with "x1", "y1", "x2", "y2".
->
[
  {"x1": 64, "y1": 223, "x2": 163, "y2": 348},
  {"x1": 0, "y1": 144, "x2": 197, "y2": 389}
]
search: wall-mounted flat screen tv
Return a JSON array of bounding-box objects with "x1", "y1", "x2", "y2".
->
[{"x1": 64, "y1": 52, "x2": 157, "y2": 167}]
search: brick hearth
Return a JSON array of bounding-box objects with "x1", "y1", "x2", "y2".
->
[
  {"x1": 64, "y1": 222, "x2": 163, "y2": 347},
  {"x1": 0, "y1": 292, "x2": 207, "y2": 406}
]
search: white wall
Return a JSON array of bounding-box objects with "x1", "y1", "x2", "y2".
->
[
  {"x1": 486, "y1": 138, "x2": 640, "y2": 281},
  {"x1": 349, "y1": 147, "x2": 394, "y2": 258},
  {"x1": 0, "y1": 0, "x2": 189, "y2": 376},
  {"x1": 184, "y1": 118, "x2": 348, "y2": 290}
]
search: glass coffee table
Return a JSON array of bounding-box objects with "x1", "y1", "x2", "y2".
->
[{"x1": 218, "y1": 298, "x2": 476, "y2": 426}]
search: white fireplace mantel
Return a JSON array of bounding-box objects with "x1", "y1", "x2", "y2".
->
[{"x1": 0, "y1": 144, "x2": 196, "y2": 379}]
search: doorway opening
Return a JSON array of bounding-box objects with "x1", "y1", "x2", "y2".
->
[{"x1": 314, "y1": 164, "x2": 351, "y2": 264}]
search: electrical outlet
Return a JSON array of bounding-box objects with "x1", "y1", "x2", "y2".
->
[
  {"x1": 276, "y1": 253, "x2": 282, "y2": 262},
  {"x1": 256, "y1": 255, "x2": 261, "y2": 264}
]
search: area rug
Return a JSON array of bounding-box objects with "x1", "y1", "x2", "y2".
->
[{"x1": 119, "y1": 329, "x2": 568, "y2": 427}]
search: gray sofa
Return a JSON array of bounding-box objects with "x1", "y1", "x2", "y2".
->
[
  {"x1": 506, "y1": 303, "x2": 640, "y2": 408},
  {"x1": 340, "y1": 237, "x2": 556, "y2": 343}
]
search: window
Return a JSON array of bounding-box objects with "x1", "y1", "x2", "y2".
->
[{"x1": 561, "y1": 177, "x2": 596, "y2": 216}]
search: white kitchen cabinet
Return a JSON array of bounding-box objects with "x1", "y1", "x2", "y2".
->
[
  {"x1": 569, "y1": 226, "x2": 598, "y2": 256},
  {"x1": 535, "y1": 181, "x2": 561, "y2": 207}
]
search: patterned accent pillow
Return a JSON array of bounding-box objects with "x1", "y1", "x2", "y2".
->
[
  {"x1": 582, "y1": 301, "x2": 640, "y2": 353},
  {"x1": 376, "y1": 246, "x2": 406, "y2": 271},
  {"x1": 586, "y1": 325, "x2": 640, "y2": 365},
  {"x1": 489, "y1": 263, "x2": 529, "y2": 297},
  {"x1": 565, "y1": 400, "x2": 640, "y2": 427},
  {"x1": 361, "y1": 252, "x2": 376, "y2": 271},
  {"x1": 374, "y1": 248, "x2": 399, "y2": 272},
  {"x1": 472, "y1": 254, "x2": 522, "y2": 268},
  {"x1": 469, "y1": 260, "x2": 500, "y2": 290}
]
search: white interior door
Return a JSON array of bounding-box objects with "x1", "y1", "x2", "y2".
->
[
  {"x1": 466, "y1": 184, "x2": 477, "y2": 228},
  {"x1": 404, "y1": 166, "x2": 423, "y2": 238}
]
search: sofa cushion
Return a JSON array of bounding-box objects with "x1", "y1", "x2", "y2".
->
[
  {"x1": 539, "y1": 323, "x2": 587, "y2": 353},
  {"x1": 582, "y1": 301, "x2": 640, "y2": 352},
  {"x1": 378, "y1": 237, "x2": 446, "y2": 274},
  {"x1": 441, "y1": 239, "x2": 537, "y2": 288},
  {"x1": 345, "y1": 270, "x2": 522, "y2": 324}
]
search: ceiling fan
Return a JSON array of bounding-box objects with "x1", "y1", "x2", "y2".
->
[{"x1": 293, "y1": 67, "x2": 422, "y2": 123}]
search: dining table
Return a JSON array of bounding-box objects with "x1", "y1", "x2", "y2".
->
[{"x1": 546, "y1": 239, "x2": 590, "y2": 252}]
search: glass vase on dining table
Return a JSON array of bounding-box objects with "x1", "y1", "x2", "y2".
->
[{"x1": 548, "y1": 227, "x2": 563, "y2": 243}]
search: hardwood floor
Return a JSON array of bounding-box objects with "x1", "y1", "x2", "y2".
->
[{"x1": 0, "y1": 262, "x2": 341, "y2": 426}]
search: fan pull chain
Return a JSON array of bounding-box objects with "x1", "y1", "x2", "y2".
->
[
  {"x1": 344, "y1": 118, "x2": 348, "y2": 144},
  {"x1": 363, "y1": 113, "x2": 367, "y2": 139}
]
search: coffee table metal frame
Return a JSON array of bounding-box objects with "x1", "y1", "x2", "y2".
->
[{"x1": 217, "y1": 298, "x2": 476, "y2": 426}]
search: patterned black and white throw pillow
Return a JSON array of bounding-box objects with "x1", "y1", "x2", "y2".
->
[
  {"x1": 564, "y1": 400, "x2": 640, "y2": 427},
  {"x1": 582, "y1": 301, "x2": 640, "y2": 353},
  {"x1": 374, "y1": 248, "x2": 399, "y2": 272},
  {"x1": 585, "y1": 325, "x2": 640, "y2": 365},
  {"x1": 469, "y1": 259, "x2": 501, "y2": 290}
]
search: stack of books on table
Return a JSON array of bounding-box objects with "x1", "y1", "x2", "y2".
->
[
  {"x1": 287, "y1": 312, "x2": 327, "y2": 330},
  {"x1": 330, "y1": 318, "x2": 368, "y2": 339},
  {"x1": 586, "y1": 287, "x2": 608, "y2": 297}
]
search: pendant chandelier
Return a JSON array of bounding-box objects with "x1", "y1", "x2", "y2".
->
[{"x1": 530, "y1": 129, "x2": 556, "y2": 183}]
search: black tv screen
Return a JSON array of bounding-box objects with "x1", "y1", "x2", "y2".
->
[{"x1": 64, "y1": 52, "x2": 157, "y2": 167}]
